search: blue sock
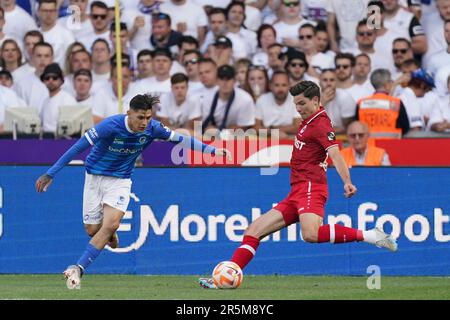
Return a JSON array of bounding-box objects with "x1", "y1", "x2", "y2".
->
[{"x1": 76, "y1": 243, "x2": 102, "y2": 273}]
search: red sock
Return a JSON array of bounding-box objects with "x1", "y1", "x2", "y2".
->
[
  {"x1": 231, "y1": 235, "x2": 260, "y2": 270},
  {"x1": 317, "y1": 224, "x2": 364, "y2": 243}
]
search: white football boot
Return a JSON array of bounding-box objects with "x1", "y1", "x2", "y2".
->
[
  {"x1": 198, "y1": 278, "x2": 218, "y2": 289},
  {"x1": 63, "y1": 265, "x2": 82, "y2": 289},
  {"x1": 372, "y1": 227, "x2": 398, "y2": 252}
]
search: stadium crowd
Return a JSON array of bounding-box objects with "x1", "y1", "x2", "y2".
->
[{"x1": 0, "y1": 0, "x2": 449, "y2": 139}]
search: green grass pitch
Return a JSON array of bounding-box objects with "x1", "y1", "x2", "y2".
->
[{"x1": 0, "y1": 275, "x2": 449, "y2": 300}]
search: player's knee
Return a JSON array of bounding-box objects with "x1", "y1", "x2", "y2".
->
[
  {"x1": 244, "y1": 224, "x2": 263, "y2": 240},
  {"x1": 102, "y1": 220, "x2": 121, "y2": 233},
  {"x1": 301, "y1": 230, "x2": 318, "y2": 243}
]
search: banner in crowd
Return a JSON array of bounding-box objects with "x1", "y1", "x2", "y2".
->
[{"x1": 0, "y1": 166, "x2": 449, "y2": 275}]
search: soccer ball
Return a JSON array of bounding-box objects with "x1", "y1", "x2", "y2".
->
[{"x1": 212, "y1": 261, "x2": 243, "y2": 289}]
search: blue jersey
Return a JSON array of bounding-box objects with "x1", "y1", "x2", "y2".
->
[{"x1": 84, "y1": 115, "x2": 172, "y2": 178}]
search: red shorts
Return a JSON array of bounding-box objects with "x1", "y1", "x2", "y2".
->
[{"x1": 274, "y1": 181, "x2": 328, "y2": 225}]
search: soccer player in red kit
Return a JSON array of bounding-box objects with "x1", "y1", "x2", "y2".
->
[{"x1": 199, "y1": 81, "x2": 397, "y2": 289}]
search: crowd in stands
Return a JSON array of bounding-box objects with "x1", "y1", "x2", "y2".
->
[{"x1": 0, "y1": 0, "x2": 449, "y2": 141}]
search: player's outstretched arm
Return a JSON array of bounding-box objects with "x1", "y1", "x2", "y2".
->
[
  {"x1": 35, "y1": 136, "x2": 91, "y2": 193},
  {"x1": 327, "y1": 146, "x2": 357, "y2": 198},
  {"x1": 169, "y1": 132, "x2": 232, "y2": 160}
]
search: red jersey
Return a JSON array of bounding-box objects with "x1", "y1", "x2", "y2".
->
[{"x1": 290, "y1": 107, "x2": 338, "y2": 185}]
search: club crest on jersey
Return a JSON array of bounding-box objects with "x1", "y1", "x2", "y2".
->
[
  {"x1": 139, "y1": 136, "x2": 147, "y2": 144},
  {"x1": 327, "y1": 132, "x2": 336, "y2": 141}
]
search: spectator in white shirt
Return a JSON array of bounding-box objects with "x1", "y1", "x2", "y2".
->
[
  {"x1": 0, "y1": 0, "x2": 37, "y2": 41},
  {"x1": 267, "y1": 43, "x2": 284, "y2": 77},
  {"x1": 225, "y1": 1, "x2": 257, "y2": 59},
  {"x1": 38, "y1": 0, "x2": 76, "y2": 68},
  {"x1": 315, "y1": 22, "x2": 335, "y2": 60},
  {"x1": 73, "y1": 68, "x2": 94, "y2": 109},
  {"x1": 135, "y1": 47, "x2": 173, "y2": 97},
  {"x1": 0, "y1": 39, "x2": 23, "y2": 81},
  {"x1": 298, "y1": 23, "x2": 334, "y2": 78},
  {"x1": 208, "y1": 35, "x2": 234, "y2": 68},
  {"x1": 202, "y1": 64, "x2": 255, "y2": 134},
  {"x1": 157, "y1": 73, "x2": 202, "y2": 136},
  {"x1": 335, "y1": 53, "x2": 356, "y2": 92},
  {"x1": 160, "y1": 0, "x2": 208, "y2": 44},
  {"x1": 284, "y1": 47, "x2": 318, "y2": 86},
  {"x1": 352, "y1": 53, "x2": 375, "y2": 103},
  {"x1": 428, "y1": 74, "x2": 450, "y2": 133},
  {"x1": 40, "y1": 63, "x2": 78, "y2": 135},
  {"x1": 319, "y1": 68, "x2": 356, "y2": 133},
  {"x1": 109, "y1": 22, "x2": 139, "y2": 76},
  {"x1": 22, "y1": 30, "x2": 44, "y2": 67},
  {"x1": 326, "y1": 0, "x2": 370, "y2": 52},
  {"x1": 92, "y1": 55, "x2": 138, "y2": 123},
  {"x1": 136, "y1": 49, "x2": 153, "y2": 80},
  {"x1": 255, "y1": 70, "x2": 301, "y2": 138},
  {"x1": 15, "y1": 42, "x2": 54, "y2": 116},
  {"x1": 59, "y1": 0, "x2": 94, "y2": 40},
  {"x1": 391, "y1": 38, "x2": 414, "y2": 80},
  {"x1": 242, "y1": 64, "x2": 270, "y2": 102},
  {"x1": 182, "y1": 49, "x2": 204, "y2": 94},
  {"x1": 91, "y1": 38, "x2": 111, "y2": 90},
  {"x1": 0, "y1": 78, "x2": 27, "y2": 133},
  {"x1": 122, "y1": 0, "x2": 163, "y2": 51},
  {"x1": 252, "y1": 24, "x2": 277, "y2": 68},
  {"x1": 197, "y1": 57, "x2": 218, "y2": 96},
  {"x1": 78, "y1": 1, "x2": 111, "y2": 52},
  {"x1": 234, "y1": 57, "x2": 252, "y2": 87},
  {"x1": 345, "y1": 19, "x2": 386, "y2": 71},
  {"x1": 422, "y1": 0, "x2": 450, "y2": 67},
  {"x1": 63, "y1": 48, "x2": 92, "y2": 96},
  {"x1": 274, "y1": 0, "x2": 315, "y2": 48},
  {"x1": 381, "y1": 0, "x2": 427, "y2": 55},
  {"x1": 200, "y1": 7, "x2": 227, "y2": 53},
  {"x1": 427, "y1": 20, "x2": 450, "y2": 78}
]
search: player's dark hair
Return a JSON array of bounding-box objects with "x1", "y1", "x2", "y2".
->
[
  {"x1": 130, "y1": 94, "x2": 160, "y2": 111},
  {"x1": 171, "y1": 73, "x2": 189, "y2": 85},
  {"x1": 289, "y1": 81, "x2": 321, "y2": 100}
]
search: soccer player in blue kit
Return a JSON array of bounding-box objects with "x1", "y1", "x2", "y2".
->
[{"x1": 35, "y1": 94, "x2": 230, "y2": 289}]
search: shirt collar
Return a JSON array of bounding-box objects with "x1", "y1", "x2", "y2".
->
[
  {"x1": 305, "y1": 106, "x2": 326, "y2": 124},
  {"x1": 124, "y1": 116, "x2": 134, "y2": 133}
]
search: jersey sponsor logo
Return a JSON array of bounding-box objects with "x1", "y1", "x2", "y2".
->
[
  {"x1": 108, "y1": 146, "x2": 144, "y2": 154},
  {"x1": 113, "y1": 138, "x2": 124, "y2": 145},
  {"x1": 294, "y1": 136, "x2": 306, "y2": 150}
]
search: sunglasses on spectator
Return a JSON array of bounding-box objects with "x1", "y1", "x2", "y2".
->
[
  {"x1": 392, "y1": 48, "x2": 408, "y2": 54},
  {"x1": 357, "y1": 31, "x2": 374, "y2": 37},
  {"x1": 290, "y1": 62, "x2": 306, "y2": 68},
  {"x1": 43, "y1": 75, "x2": 60, "y2": 81},
  {"x1": 92, "y1": 14, "x2": 107, "y2": 20},
  {"x1": 283, "y1": 1, "x2": 300, "y2": 7},
  {"x1": 348, "y1": 133, "x2": 366, "y2": 138},
  {"x1": 336, "y1": 64, "x2": 351, "y2": 69},
  {"x1": 299, "y1": 35, "x2": 314, "y2": 40},
  {"x1": 184, "y1": 58, "x2": 198, "y2": 66}
]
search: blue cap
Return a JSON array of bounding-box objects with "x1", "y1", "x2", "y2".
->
[{"x1": 411, "y1": 68, "x2": 435, "y2": 88}]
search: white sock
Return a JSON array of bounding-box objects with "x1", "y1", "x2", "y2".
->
[{"x1": 362, "y1": 230, "x2": 378, "y2": 244}]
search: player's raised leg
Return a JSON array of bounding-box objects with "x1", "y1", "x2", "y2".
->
[
  {"x1": 84, "y1": 223, "x2": 119, "y2": 249},
  {"x1": 300, "y1": 213, "x2": 397, "y2": 251},
  {"x1": 199, "y1": 208, "x2": 291, "y2": 289}
]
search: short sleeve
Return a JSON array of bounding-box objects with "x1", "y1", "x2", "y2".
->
[
  {"x1": 84, "y1": 118, "x2": 113, "y2": 145},
  {"x1": 314, "y1": 116, "x2": 339, "y2": 151}
]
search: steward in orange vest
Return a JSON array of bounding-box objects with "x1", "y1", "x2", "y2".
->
[
  {"x1": 355, "y1": 91, "x2": 410, "y2": 139},
  {"x1": 341, "y1": 145, "x2": 389, "y2": 166}
]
